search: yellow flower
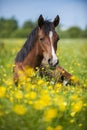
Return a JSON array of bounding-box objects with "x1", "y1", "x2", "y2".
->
[
  {"x1": 15, "y1": 90, "x2": 23, "y2": 99},
  {"x1": 40, "y1": 91, "x2": 51, "y2": 103},
  {"x1": 34, "y1": 92, "x2": 51, "y2": 110},
  {"x1": 48, "y1": 85, "x2": 53, "y2": 90},
  {"x1": 37, "y1": 79, "x2": 44, "y2": 85},
  {"x1": 25, "y1": 67, "x2": 35, "y2": 77},
  {"x1": 54, "y1": 96, "x2": 67, "y2": 111},
  {"x1": 19, "y1": 74, "x2": 26, "y2": 84},
  {"x1": 34, "y1": 99, "x2": 45, "y2": 110},
  {"x1": 44, "y1": 108, "x2": 57, "y2": 122},
  {"x1": 55, "y1": 83, "x2": 62, "y2": 89},
  {"x1": 71, "y1": 76, "x2": 79, "y2": 83},
  {"x1": 25, "y1": 91, "x2": 37, "y2": 99},
  {"x1": 83, "y1": 103, "x2": 87, "y2": 107},
  {"x1": 9, "y1": 96, "x2": 14, "y2": 102},
  {"x1": 28, "y1": 100, "x2": 33, "y2": 105},
  {"x1": 46, "y1": 126, "x2": 54, "y2": 130},
  {"x1": 5, "y1": 79, "x2": 13, "y2": 86},
  {"x1": 13, "y1": 104, "x2": 27, "y2": 115},
  {"x1": 70, "y1": 95, "x2": 79, "y2": 100},
  {"x1": 78, "y1": 123, "x2": 83, "y2": 127},
  {"x1": 34, "y1": 98, "x2": 49, "y2": 110},
  {"x1": 71, "y1": 100, "x2": 83, "y2": 113},
  {"x1": 70, "y1": 119, "x2": 75, "y2": 123},
  {"x1": 0, "y1": 86, "x2": 6, "y2": 98},
  {"x1": 54, "y1": 125, "x2": 63, "y2": 130},
  {"x1": 70, "y1": 112, "x2": 76, "y2": 117},
  {"x1": 25, "y1": 83, "x2": 34, "y2": 91}
]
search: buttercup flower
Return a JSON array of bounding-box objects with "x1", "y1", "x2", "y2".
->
[
  {"x1": 71, "y1": 100, "x2": 83, "y2": 113},
  {"x1": 46, "y1": 126, "x2": 53, "y2": 130},
  {"x1": 13, "y1": 104, "x2": 27, "y2": 115},
  {"x1": 0, "y1": 86, "x2": 6, "y2": 98},
  {"x1": 44, "y1": 108, "x2": 57, "y2": 122},
  {"x1": 15, "y1": 90, "x2": 23, "y2": 99},
  {"x1": 54, "y1": 125, "x2": 63, "y2": 130}
]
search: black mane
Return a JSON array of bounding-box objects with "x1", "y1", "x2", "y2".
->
[
  {"x1": 15, "y1": 20, "x2": 54, "y2": 62},
  {"x1": 15, "y1": 27, "x2": 38, "y2": 62}
]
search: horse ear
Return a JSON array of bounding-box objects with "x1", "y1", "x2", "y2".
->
[
  {"x1": 38, "y1": 14, "x2": 44, "y2": 28},
  {"x1": 53, "y1": 15, "x2": 60, "y2": 27}
]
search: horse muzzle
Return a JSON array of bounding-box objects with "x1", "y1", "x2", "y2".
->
[{"x1": 48, "y1": 58, "x2": 59, "y2": 67}]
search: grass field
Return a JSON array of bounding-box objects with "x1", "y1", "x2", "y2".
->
[{"x1": 0, "y1": 38, "x2": 87, "y2": 130}]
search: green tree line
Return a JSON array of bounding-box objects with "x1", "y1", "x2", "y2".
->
[{"x1": 0, "y1": 17, "x2": 87, "y2": 38}]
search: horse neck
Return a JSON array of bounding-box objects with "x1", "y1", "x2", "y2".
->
[{"x1": 23, "y1": 41, "x2": 43, "y2": 69}]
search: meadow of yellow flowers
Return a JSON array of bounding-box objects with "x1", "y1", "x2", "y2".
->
[{"x1": 0, "y1": 39, "x2": 87, "y2": 130}]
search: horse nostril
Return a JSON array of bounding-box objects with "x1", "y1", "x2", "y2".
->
[
  {"x1": 48, "y1": 59, "x2": 59, "y2": 67},
  {"x1": 57, "y1": 59, "x2": 59, "y2": 65},
  {"x1": 54, "y1": 59, "x2": 59, "y2": 67},
  {"x1": 56, "y1": 59, "x2": 59, "y2": 65},
  {"x1": 48, "y1": 58, "x2": 51, "y2": 64}
]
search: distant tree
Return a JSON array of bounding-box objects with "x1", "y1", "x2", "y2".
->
[
  {"x1": 11, "y1": 28, "x2": 31, "y2": 38},
  {"x1": 67, "y1": 26, "x2": 82, "y2": 38},
  {"x1": 23, "y1": 20, "x2": 36, "y2": 29},
  {"x1": 81, "y1": 26, "x2": 87, "y2": 38},
  {"x1": 0, "y1": 17, "x2": 18, "y2": 37},
  {"x1": 11, "y1": 20, "x2": 37, "y2": 38},
  {"x1": 0, "y1": 17, "x2": 86, "y2": 38}
]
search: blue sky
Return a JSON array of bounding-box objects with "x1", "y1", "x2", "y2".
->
[{"x1": 0, "y1": 0, "x2": 87, "y2": 29}]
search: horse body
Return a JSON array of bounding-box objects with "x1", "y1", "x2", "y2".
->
[{"x1": 13, "y1": 15, "x2": 60, "y2": 84}]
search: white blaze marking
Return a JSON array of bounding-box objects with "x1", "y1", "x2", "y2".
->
[
  {"x1": 49, "y1": 31, "x2": 58, "y2": 65},
  {"x1": 63, "y1": 80, "x2": 68, "y2": 86}
]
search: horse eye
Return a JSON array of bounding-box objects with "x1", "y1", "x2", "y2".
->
[
  {"x1": 56, "y1": 36, "x2": 59, "y2": 42},
  {"x1": 40, "y1": 37, "x2": 45, "y2": 42},
  {"x1": 57, "y1": 38, "x2": 59, "y2": 42}
]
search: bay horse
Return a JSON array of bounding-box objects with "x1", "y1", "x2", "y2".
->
[{"x1": 13, "y1": 15, "x2": 60, "y2": 85}]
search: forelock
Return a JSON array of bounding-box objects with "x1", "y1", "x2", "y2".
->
[{"x1": 41, "y1": 20, "x2": 54, "y2": 34}]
